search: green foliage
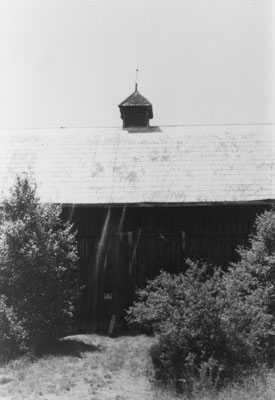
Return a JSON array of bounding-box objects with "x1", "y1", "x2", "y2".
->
[
  {"x1": 224, "y1": 207, "x2": 275, "y2": 366},
  {"x1": 0, "y1": 296, "x2": 27, "y2": 361},
  {"x1": 230, "y1": 208, "x2": 275, "y2": 318},
  {"x1": 128, "y1": 263, "x2": 221, "y2": 391},
  {"x1": 127, "y1": 207, "x2": 275, "y2": 393},
  {"x1": 127, "y1": 263, "x2": 226, "y2": 391},
  {"x1": 0, "y1": 175, "x2": 79, "y2": 355}
]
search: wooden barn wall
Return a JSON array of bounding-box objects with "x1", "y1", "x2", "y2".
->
[{"x1": 62, "y1": 204, "x2": 269, "y2": 332}]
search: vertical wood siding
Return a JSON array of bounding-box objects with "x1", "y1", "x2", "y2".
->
[{"x1": 64, "y1": 204, "x2": 269, "y2": 332}]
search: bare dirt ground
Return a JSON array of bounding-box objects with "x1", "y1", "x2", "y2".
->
[{"x1": 0, "y1": 334, "x2": 175, "y2": 400}]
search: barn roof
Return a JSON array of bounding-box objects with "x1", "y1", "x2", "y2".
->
[{"x1": 0, "y1": 125, "x2": 274, "y2": 205}]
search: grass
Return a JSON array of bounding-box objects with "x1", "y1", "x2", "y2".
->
[
  {"x1": 0, "y1": 334, "x2": 166, "y2": 400},
  {"x1": 0, "y1": 335, "x2": 274, "y2": 399},
  {"x1": 193, "y1": 370, "x2": 275, "y2": 400}
]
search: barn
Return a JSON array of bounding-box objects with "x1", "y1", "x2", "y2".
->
[{"x1": 0, "y1": 86, "x2": 274, "y2": 332}]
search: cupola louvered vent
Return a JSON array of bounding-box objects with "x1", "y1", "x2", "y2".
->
[
  {"x1": 122, "y1": 106, "x2": 150, "y2": 128},
  {"x1": 119, "y1": 85, "x2": 153, "y2": 129}
]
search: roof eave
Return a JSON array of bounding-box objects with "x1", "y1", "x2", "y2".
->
[{"x1": 60, "y1": 199, "x2": 275, "y2": 208}]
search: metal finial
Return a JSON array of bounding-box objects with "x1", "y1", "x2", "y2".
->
[{"x1": 135, "y1": 68, "x2": 139, "y2": 91}]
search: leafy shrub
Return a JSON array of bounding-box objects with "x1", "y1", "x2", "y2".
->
[
  {"x1": 0, "y1": 175, "x2": 79, "y2": 354},
  {"x1": 0, "y1": 296, "x2": 27, "y2": 361},
  {"x1": 127, "y1": 254, "x2": 275, "y2": 393},
  {"x1": 230, "y1": 208, "x2": 275, "y2": 319},
  {"x1": 128, "y1": 262, "x2": 227, "y2": 391},
  {"x1": 224, "y1": 207, "x2": 275, "y2": 366}
]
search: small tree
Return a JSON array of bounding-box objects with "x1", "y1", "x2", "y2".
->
[
  {"x1": 229, "y1": 208, "x2": 275, "y2": 314},
  {"x1": 0, "y1": 175, "x2": 79, "y2": 351},
  {"x1": 225, "y1": 207, "x2": 275, "y2": 365}
]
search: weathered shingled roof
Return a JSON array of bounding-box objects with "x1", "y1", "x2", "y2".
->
[
  {"x1": 119, "y1": 88, "x2": 152, "y2": 107},
  {"x1": 0, "y1": 125, "x2": 274, "y2": 205}
]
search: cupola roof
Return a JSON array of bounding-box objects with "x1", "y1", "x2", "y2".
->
[{"x1": 118, "y1": 85, "x2": 153, "y2": 128}]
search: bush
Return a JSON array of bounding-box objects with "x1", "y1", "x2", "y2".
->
[
  {"x1": 0, "y1": 296, "x2": 27, "y2": 362},
  {"x1": 128, "y1": 262, "x2": 227, "y2": 392},
  {"x1": 224, "y1": 207, "x2": 275, "y2": 366},
  {"x1": 127, "y1": 247, "x2": 275, "y2": 393},
  {"x1": 230, "y1": 208, "x2": 275, "y2": 319},
  {"x1": 0, "y1": 175, "x2": 79, "y2": 355}
]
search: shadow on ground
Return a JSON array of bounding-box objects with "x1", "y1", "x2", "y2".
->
[{"x1": 39, "y1": 338, "x2": 102, "y2": 358}]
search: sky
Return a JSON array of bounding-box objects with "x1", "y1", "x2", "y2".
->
[{"x1": 0, "y1": 0, "x2": 274, "y2": 128}]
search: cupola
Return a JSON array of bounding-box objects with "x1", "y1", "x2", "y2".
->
[{"x1": 118, "y1": 84, "x2": 153, "y2": 129}]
